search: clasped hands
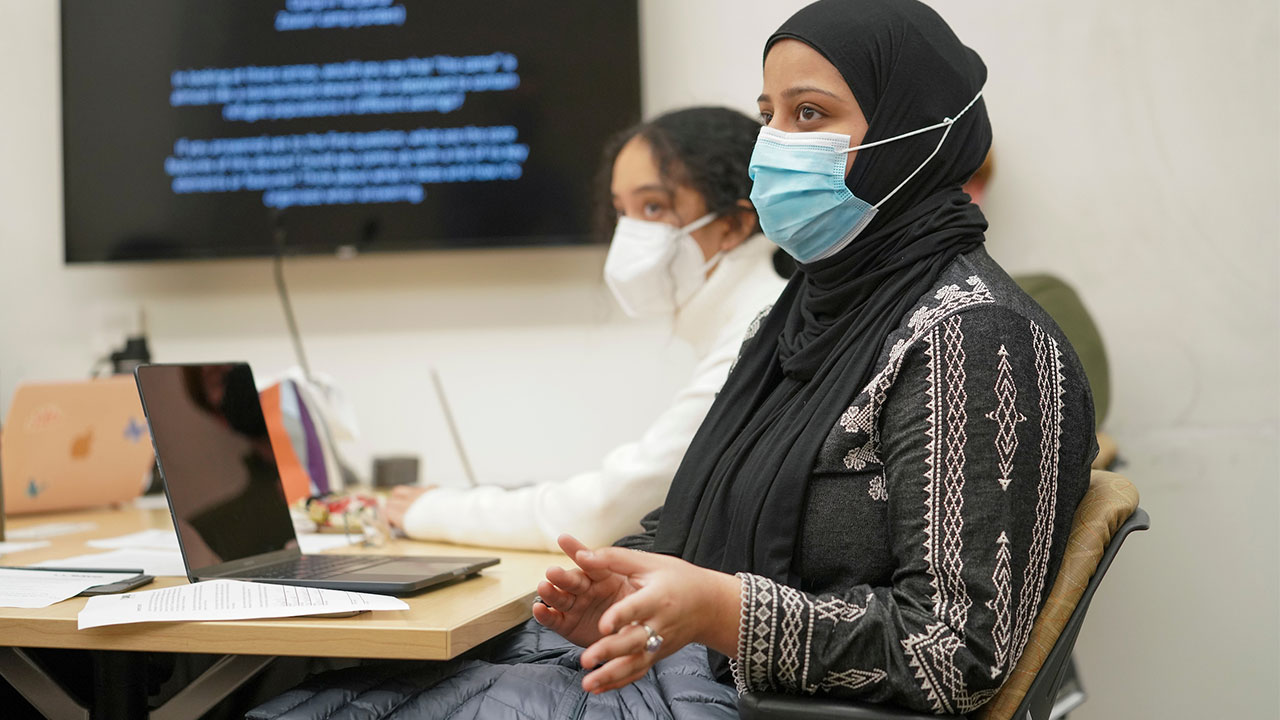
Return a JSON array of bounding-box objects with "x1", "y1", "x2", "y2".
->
[{"x1": 533, "y1": 534, "x2": 742, "y2": 695}]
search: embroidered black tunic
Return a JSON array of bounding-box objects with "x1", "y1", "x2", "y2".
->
[{"x1": 621, "y1": 247, "x2": 1094, "y2": 714}]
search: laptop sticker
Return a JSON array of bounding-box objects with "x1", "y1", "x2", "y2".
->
[
  {"x1": 123, "y1": 418, "x2": 148, "y2": 443},
  {"x1": 24, "y1": 404, "x2": 63, "y2": 431},
  {"x1": 70, "y1": 429, "x2": 93, "y2": 459}
]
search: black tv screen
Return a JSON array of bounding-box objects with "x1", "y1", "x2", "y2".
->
[{"x1": 61, "y1": 1, "x2": 641, "y2": 263}]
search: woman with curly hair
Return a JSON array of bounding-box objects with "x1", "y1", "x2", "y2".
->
[{"x1": 385, "y1": 107, "x2": 788, "y2": 552}]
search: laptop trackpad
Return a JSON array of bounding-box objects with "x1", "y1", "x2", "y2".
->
[{"x1": 353, "y1": 560, "x2": 470, "y2": 578}]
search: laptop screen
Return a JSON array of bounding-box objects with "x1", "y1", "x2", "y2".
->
[{"x1": 136, "y1": 363, "x2": 298, "y2": 569}]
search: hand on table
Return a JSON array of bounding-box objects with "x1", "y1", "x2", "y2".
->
[
  {"x1": 383, "y1": 485, "x2": 435, "y2": 529},
  {"x1": 535, "y1": 535, "x2": 742, "y2": 695}
]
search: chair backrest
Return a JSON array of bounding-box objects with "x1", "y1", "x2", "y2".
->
[{"x1": 977, "y1": 470, "x2": 1148, "y2": 720}]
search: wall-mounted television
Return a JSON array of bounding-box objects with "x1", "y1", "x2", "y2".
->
[{"x1": 61, "y1": 1, "x2": 641, "y2": 263}]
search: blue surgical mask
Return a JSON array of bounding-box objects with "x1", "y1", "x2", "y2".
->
[{"x1": 749, "y1": 89, "x2": 984, "y2": 263}]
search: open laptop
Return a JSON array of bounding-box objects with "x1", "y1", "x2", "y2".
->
[
  {"x1": 2, "y1": 376, "x2": 154, "y2": 515},
  {"x1": 135, "y1": 362, "x2": 497, "y2": 595}
]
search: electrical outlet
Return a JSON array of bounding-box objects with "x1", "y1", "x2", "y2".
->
[{"x1": 89, "y1": 304, "x2": 144, "y2": 364}]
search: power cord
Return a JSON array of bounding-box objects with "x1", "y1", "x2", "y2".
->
[{"x1": 271, "y1": 210, "x2": 313, "y2": 382}]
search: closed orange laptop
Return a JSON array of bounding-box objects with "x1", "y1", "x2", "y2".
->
[{"x1": 1, "y1": 376, "x2": 154, "y2": 515}]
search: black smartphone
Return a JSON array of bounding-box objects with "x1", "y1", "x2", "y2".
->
[
  {"x1": 78, "y1": 573, "x2": 154, "y2": 596},
  {"x1": 0, "y1": 567, "x2": 155, "y2": 596}
]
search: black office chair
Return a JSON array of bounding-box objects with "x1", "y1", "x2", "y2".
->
[{"x1": 740, "y1": 473, "x2": 1149, "y2": 720}]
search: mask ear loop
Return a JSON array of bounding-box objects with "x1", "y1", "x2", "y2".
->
[
  {"x1": 665, "y1": 211, "x2": 719, "y2": 313},
  {"x1": 871, "y1": 119, "x2": 957, "y2": 209},
  {"x1": 680, "y1": 212, "x2": 719, "y2": 235},
  {"x1": 692, "y1": 213, "x2": 731, "y2": 279},
  {"x1": 839, "y1": 89, "x2": 985, "y2": 209},
  {"x1": 687, "y1": 211, "x2": 729, "y2": 274}
]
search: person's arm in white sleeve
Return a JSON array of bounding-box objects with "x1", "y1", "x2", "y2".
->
[{"x1": 399, "y1": 342, "x2": 739, "y2": 552}]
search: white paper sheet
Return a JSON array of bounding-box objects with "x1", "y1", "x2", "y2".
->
[
  {"x1": 77, "y1": 579, "x2": 409, "y2": 629},
  {"x1": 87, "y1": 529, "x2": 180, "y2": 551},
  {"x1": 0, "y1": 540, "x2": 51, "y2": 555},
  {"x1": 36, "y1": 549, "x2": 188, "y2": 577},
  {"x1": 84, "y1": 529, "x2": 357, "y2": 555},
  {"x1": 132, "y1": 494, "x2": 172, "y2": 510},
  {"x1": 0, "y1": 568, "x2": 143, "y2": 609},
  {"x1": 7, "y1": 522, "x2": 98, "y2": 540}
]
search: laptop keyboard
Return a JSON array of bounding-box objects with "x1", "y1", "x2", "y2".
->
[{"x1": 250, "y1": 554, "x2": 386, "y2": 579}]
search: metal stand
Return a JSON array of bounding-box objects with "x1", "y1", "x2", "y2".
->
[
  {"x1": 0, "y1": 647, "x2": 276, "y2": 720},
  {"x1": 1049, "y1": 656, "x2": 1086, "y2": 719},
  {"x1": 0, "y1": 647, "x2": 89, "y2": 720},
  {"x1": 150, "y1": 655, "x2": 277, "y2": 720}
]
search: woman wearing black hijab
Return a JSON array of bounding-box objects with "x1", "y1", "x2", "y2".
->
[
  {"x1": 249, "y1": 2, "x2": 1094, "y2": 717},
  {"x1": 540, "y1": 0, "x2": 1094, "y2": 713}
]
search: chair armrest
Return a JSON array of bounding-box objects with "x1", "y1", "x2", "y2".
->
[{"x1": 739, "y1": 692, "x2": 965, "y2": 720}]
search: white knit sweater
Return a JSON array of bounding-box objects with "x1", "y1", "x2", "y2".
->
[{"x1": 401, "y1": 235, "x2": 788, "y2": 550}]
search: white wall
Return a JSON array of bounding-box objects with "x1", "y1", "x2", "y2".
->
[
  {"x1": 2, "y1": 1, "x2": 1277, "y2": 718},
  {"x1": 932, "y1": 5, "x2": 1280, "y2": 719},
  {"x1": 0, "y1": 2, "x2": 700, "y2": 490}
]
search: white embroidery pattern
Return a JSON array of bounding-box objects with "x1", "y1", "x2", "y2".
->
[
  {"x1": 731, "y1": 583, "x2": 747, "y2": 694},
  {"x1": 743, "y1": 304, "x2": 772, "y2": 343},
  {"x1": 901, "y1": 622, "x2": 996, "y2": 714},
  {"x1": 812, "y1": 592, "x2": 875, "y2": 624},
  {"x1": 908, "y1": 313, "x2": 982, "y2": 713},
  {"x1": 738, "y1": 573, "x2": 779, "y2": 693},
  {"x1": 868, "y1": 474, "x2": 889, "y2": 502},
  {"x1": 839, "y1": 402, "x2": 873, "y2": 435},
  {"x1": 776, "y1": 581, "x2": 810, "y2": 690},
  {"x1": 844, "y1": 444, "x2": 879, "y2": 472},
  {"x1": 730, "y1": 304, "x2": 774, "y2": 376},
  {"x1": 807, "y1": 594, "x2": 881, "y2": 694},
  {"x1": 908, "y1": 276, "x2": 995, "y2": 335},
  {"x1": 923, "y1": 316, "x2": 972, "y2": 634},
  {"x1": 1007, "y1": 321, "x2": 1064, "y2": 672},
  {"x1": 963, "y1": 688, "x2": 998, "y2": 711},
  {"x1": 840, "y1": 403, "x2": 881, "y2": 471},
  {"x1": 741, "y1": 577, "x2": 815, "y2": 693},
  {"x1": 737, "y1": 575, "x2": 888, "y2": 697},
  {"x1": 835, "y1": 275, "x2": 995, "y2": 474},
  {"x1": 985, "y1": 345, "x2": 1026, "y2": 491},
  {"x1": 819, "y1": 667, "x2": 888, "y2": 692},
  {"x1": 986, "y1": 531, "x2": 1014, "y2": 678}
]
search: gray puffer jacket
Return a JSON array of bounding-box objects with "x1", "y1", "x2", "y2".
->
[{"x1": 245, "y1": 620, "x2": 738, "y2": 720}]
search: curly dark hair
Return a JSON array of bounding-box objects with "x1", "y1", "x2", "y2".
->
[{"x1": 596, "y1": 106, "x2": 763, "y2": 242}]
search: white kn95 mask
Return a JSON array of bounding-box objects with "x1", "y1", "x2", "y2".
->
[{"x1": 603, "y1": 213, "x2": 721, "y2": 318}]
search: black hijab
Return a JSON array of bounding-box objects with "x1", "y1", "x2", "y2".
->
[{"x1": 653, "y1": 0, "x2": 992, "y2": 588}]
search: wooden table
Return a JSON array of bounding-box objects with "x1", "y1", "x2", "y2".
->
[{"x1": 0, "y1": 504, "x2": 564, "y2": 719}]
